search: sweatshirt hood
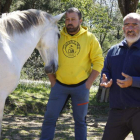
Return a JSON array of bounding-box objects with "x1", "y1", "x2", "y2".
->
[{"x1": 61, "y1": 25, "x2": 88, "y2": 37}]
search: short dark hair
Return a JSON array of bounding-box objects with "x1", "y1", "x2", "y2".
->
[{"x1": 66, "y1": 7, "x2": 82, "y2": 19}]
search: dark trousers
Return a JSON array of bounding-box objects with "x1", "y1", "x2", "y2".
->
[{"x1": 102, "y1": 108, "x2": 140, "y2": 140}]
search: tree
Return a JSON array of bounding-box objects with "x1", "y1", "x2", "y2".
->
[
  {"x1": 8, "y1": 0, "x2": 125, "y2": 80},
  {"x1": 118, "y1": 0, "x2": 139, "y2": 17},
  {"x1": 0, "y1": 0, "x2": 12, "y2": 14},
  {"x1": 90, "y1": 0, "x2": 120, "y2": 51}
]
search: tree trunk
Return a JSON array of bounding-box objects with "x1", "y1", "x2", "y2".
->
[
  {"x1": 1, "y1": 0, "x2": 12, "y2": 14},
  {"x1": 0, "y1": 0, "x2": 1, "y2": 14},
  {"x1": 118, "y1": 0, "x2": 139, "y2": 17},
  {"x1": 100, "y1": 33, "x2": 107, "y2": 48}
]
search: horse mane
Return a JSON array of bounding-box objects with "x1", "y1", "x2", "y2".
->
[{"x1": 0, "y1": 9, "x2": 52, "y2": 37}]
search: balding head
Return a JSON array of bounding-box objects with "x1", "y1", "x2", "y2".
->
[{"x1": 123, "y1": 13, "x2": 140, "y2": 23}]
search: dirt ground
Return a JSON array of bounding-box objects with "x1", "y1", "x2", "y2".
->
[{"x1": 1, "y1": 113, "x2": 134, "y2": 140}]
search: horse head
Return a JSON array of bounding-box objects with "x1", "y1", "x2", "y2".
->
[{"x1": 36, "y1": 13, "x2": 65, "y2": 74}]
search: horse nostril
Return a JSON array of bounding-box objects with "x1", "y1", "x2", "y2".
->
[
  {"x1": 54, "y1": 65, "x2": 58, "y2": 73},
  {"x1": 53, "y1": 63, "x2": 58, "y2": 72},
  {"x1": 44, "y1": 66, "x2": 52, "y2": 74},
  {"x1": 45, "y1": 64, "x2": 58, "y2": 74}
]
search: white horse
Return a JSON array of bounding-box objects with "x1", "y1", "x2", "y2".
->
[{"x1": 0, "y1": 9, "x2": 64, "y2": 137}]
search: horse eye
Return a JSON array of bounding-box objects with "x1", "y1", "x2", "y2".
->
[{"x1": 58, "y1": 33, "x2": 60, "y2": 39}]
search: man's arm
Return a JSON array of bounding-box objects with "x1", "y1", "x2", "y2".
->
[
  {"x1": 86, "y1": 70, "x2": 100, "y2": 89},
  {"x1": 47, "y1": 74, "x2": 56, "y2": 87},
  {"x1": 131, "y1": 77, "x2": 140, "y2": 88}
]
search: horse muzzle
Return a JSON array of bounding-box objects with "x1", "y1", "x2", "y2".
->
[{"x1": 44, "y1": 64, "x2": 58, "y2": 74}]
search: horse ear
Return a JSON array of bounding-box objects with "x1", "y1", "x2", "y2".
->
[{"x1": 52, "y1": 12, "x2": 65, "y2": 23}]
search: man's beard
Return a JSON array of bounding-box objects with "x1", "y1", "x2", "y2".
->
[
  {"x1": 66, "y1": 24, "x2": 80, "y2": 34},
  {"x1": 125, "y1": 31, "x2": 140, "y2": 44}
]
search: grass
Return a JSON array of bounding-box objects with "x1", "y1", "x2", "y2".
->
[
  {"x1": 2, "y1": 81, "x2": 134, "y2": 140},
  {"x1": 5, "y1": 81, "x2": 109, "y2": 116},
  {"x1": 2, "y1": 81, "x2": 135, "y2": 140},
  {"x1": 5, "y1": 82, "x2": 51, "y2": 115},
  {"x1": 2, "y1": 81, "x2": 111, "y2": 140}
]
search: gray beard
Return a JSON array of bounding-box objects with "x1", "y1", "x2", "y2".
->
[{"x1": 125, "y1": 35, "x2": 140, "y2": 44}]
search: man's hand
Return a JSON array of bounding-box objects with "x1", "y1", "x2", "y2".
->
[
  {"x1": 51, "y1": 80, "x2": 56, "y2": 87},
  {"x1": 47, "y1": 74, "x2": 56, "y2": 87},
  {"x1": 117, "y1": 72, "x2": 132, "y2": 88},
  {"x1": 85, "y1": 80, "x2": 93, "y2": 90},
  {"x1": 100, "y1": 73, "x2": 113, "y2": 88}
]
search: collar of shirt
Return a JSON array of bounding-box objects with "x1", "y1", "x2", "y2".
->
[{"x1": 118, "y1": 38, "x2": 140, "y2": 50}]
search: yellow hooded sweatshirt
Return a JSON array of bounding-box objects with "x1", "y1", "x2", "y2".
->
[{"x1": 56, "y1": 26, "x2": 104, "y2": 85}]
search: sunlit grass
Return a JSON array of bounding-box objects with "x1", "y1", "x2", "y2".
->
[
  {"x1": 5, "y1": 82, "x2": 51, "y2": 115},
  {"x1": 5, "y1": 81, "x2": 109, "y2": 116},
  {"x1": 2, "y1": 82, "x2": 133, "y2": 140}
]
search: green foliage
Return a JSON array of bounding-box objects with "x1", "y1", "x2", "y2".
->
[
  {"x1": 21, "y1": 49, "x2": 47, "y2": 80},
  {"x1": 9, "y1": 0, "x2": 124, "y2": 80}
]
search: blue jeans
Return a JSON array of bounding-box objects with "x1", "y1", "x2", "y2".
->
[{"x1": 40, "y1": 81, "x2": 89, "y2": 140}]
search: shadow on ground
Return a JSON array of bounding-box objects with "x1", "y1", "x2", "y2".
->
[{"x1": 1, "y1": 114, "x2": 134, "y2": 140}]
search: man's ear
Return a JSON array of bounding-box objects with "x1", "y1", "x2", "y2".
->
[{"x1": 80, "y1": 19, "x2": 82, "y2": 24}]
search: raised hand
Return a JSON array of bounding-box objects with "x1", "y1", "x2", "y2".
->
[
  {"x1": 100, "y1": 73, "x2": 113, "y2": 88},
  {"x1": 117, "y1": 72, "x2": 132, "y2": 88}
]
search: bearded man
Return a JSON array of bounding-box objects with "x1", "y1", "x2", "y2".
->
[
  {"x1": 100, "y1": 13, "x2": 140, "y2": 140},
  {"x1": 40, "y1": 7, "x2": 104, "y2": 140}
]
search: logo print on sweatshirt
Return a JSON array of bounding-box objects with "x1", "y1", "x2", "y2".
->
[{"x1": 63, "y1": 40, "x2": 81, "y2": 58}]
